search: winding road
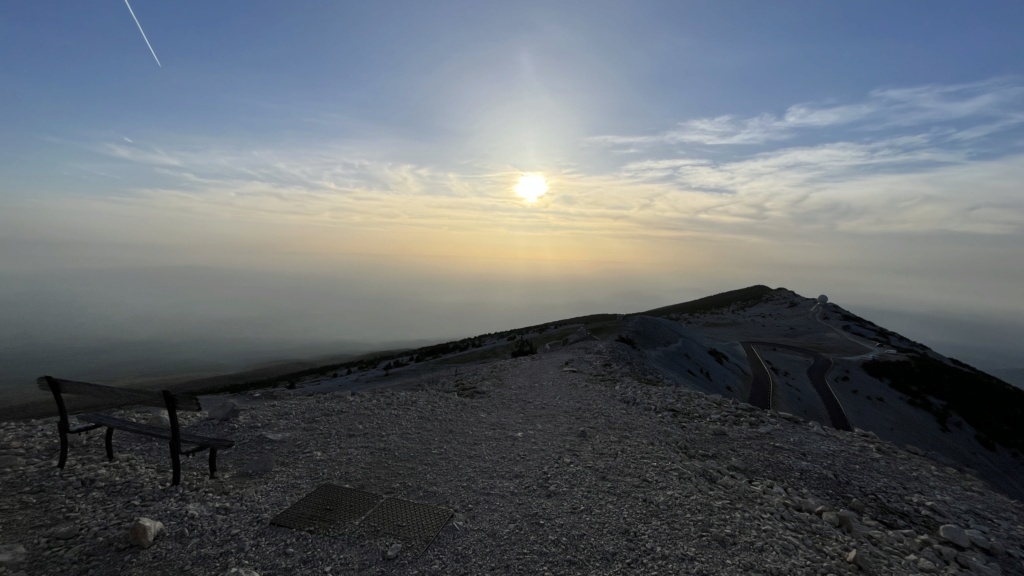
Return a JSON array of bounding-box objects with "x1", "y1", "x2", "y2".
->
[
  {"x1": 741, "y1": 341, "x2": 852, "y2": 431},
  {"x1": 741, "y1": 342, "x2": 773, "y2": 411}
]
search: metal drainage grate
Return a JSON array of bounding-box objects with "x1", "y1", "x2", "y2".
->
[
  {"x1": 361, "y1": 497, "x2": 453, "y2": 557},
  {"x1": 270, "y1": 484, "x2": 382, "y2": 536}
]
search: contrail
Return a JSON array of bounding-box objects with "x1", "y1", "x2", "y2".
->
[{"x1": 124, "y1": 0, "x2": 162, "y2": 67}]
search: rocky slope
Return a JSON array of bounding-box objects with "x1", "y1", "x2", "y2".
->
[
  {"x1": 2, "y1": 342, "x2": 1022, "y2": 576},
  {"x1": 618, "y1": 288, "x2": 1024, "y2": 502}
]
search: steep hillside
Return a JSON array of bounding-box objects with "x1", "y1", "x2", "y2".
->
[{"x1": 601, "y1": 287, "x2": 1024, "y2": 500}]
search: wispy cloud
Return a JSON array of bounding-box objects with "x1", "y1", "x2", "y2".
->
[
  {"x1": 51, "y1": 77, "x2": 1024, "y2": 254},
  {"x1": 580, "y1": 78, "x2": 1024, "y2": 238},
  {"x1": 870, "y1": 78, "x2": 1024, "y2": 127},
  {"x1": 593, "y1": 77, "x2": 1024, "y2": 147}
]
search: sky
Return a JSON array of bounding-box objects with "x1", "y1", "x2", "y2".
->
[{"x1": 2, "y1": 0, "x2": 1024, "y2": 384}]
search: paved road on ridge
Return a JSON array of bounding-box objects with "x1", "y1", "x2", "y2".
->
[
  {"x1": 741, "y1": 342, "x2": 772, "y2": 410},
  {"x1": 741, "y1": 341, "x2": 852, "y2": 431}
]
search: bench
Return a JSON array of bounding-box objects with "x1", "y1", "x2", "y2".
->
[{"x1": 37, "y1": 376, "x2": 234, "y2": 485}]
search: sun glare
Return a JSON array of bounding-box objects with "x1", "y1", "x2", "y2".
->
[{"x1": 514, "y1": 173, "x2": 549, "y2": 203}]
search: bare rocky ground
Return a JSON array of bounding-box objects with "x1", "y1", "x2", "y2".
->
[{"x1": 1, "y1": 342, "x2": 1022, "y2": 576}]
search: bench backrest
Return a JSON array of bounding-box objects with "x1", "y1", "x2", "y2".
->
[{"x1": 36, "y1": 376, "x2": 203, "y2": 412}]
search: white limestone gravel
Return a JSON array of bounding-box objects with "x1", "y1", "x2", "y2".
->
[{"x1": 1, "y1": 341, "x2": 1022, "y2": 576}]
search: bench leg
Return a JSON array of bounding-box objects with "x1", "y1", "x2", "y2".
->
[
  {"x1": 170, "y1": 442, "x2": 182, "y2": 486},
  {"x1": 105, "y1": 427, "x2": 115, "y2": 461},
  {"x1": 57, "y1": 421, "x2": 69, "y2": 469},
  {"x1": 208, "y1": 448, "x2": 218, "y2": 479}
]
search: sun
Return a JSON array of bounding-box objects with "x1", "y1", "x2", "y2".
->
[{"x1": 514, "y1": 173, "x2": 549, "y2": 203}]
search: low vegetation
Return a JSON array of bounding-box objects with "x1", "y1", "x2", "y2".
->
[
  {"x1": 707, "y1": 347, "x2": 729, "y2": 365},
  {"x1": 510, "y1": 338, "x2": 538, "y2": 358},
  {"x1": 615, "y1": 334, "x2": 637, "y2": 349}
]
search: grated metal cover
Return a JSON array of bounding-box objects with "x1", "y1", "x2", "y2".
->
[
  {"x1": 361, "y1": 497, "x2": 453, "y2": 557},
  {"x1": 270, "y1": 484, "x2": 382, "y2": 536}
]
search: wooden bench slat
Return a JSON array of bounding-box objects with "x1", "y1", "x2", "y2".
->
[
  {"x1": 37, "y1": 376, "x2": 203, "y2": 411},
  {"x1": 38, "y1": 374, "x2": 233, "y2": 484},
  {"x1": 166, "y1": 393, "x2": 202, "y2": 412},
  {"x1": 176, "y1": 432, "x2": 234, "y2": 450},
  {"x1": 76, "y1": 413, "x2": 234, "y2": 449},
  {"x1": 38, "y1": 377, "x2": 165, "y2": 408}
]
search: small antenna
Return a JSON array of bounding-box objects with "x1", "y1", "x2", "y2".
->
[{"x1": 123, "y1": 0, "x2": 162, "y2": 67}]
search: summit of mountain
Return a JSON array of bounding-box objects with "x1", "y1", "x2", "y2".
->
[{"x1": 293, "y1": 284, "x2": 1024, "y2": 499}]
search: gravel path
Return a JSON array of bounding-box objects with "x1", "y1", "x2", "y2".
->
[{"x1": 2, "y1": 342, "x2": 1022, "y2": 575}]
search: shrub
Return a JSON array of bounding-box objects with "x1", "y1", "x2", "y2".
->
[
  {"x1": 510, "y1": 338, "x2": 537, "y2": 358},
  {"x1": 707, "y1": 348, "x2": 728, "y2": 365},
  {"x1": 616, "y1": 334, "x2": 638, "y2": 349}
]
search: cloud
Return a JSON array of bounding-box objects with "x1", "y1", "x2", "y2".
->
[
  {"x1": 575, "y1": 77, "x2": 1024, "y2": 239},
  {"x1": 590, "y1": 103, "x2": 875, "y2": 147},
  {"x1": 591, "y1": 114, "x2": 795, "y2": 146},
  {"x1": 607, "y1": 134, "x2": 1024, "y2": 236},
  {"x1": 870, "y1": 78, "x2": 1024, "y2": 126},
  {"x1": 593, "y1": 77, "x2": 1024, "y2": 147},
  {"x1": 44, "y1": 76, "x2": 1023, "y2": 263},
  {"x1": 781, "y1": 103, "x2": 875, "y2": 128},
  {"x1": 103, "y1": 143, "x2": 183, "y2": 167}
]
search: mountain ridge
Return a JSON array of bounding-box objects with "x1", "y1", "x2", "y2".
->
[{"x1": 7, "y1": 285, "x2": 1024, "y2": 500}]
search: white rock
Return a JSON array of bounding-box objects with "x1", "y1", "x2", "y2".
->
[
  {"x1": 0, "y1": 543, "x2": 27, "y2": 564},
  {"x1": 54, "y1": 525, "x2": 78, "y2": 540},
  {"x1": 933, "y1": 544, "x2": 958, "y2": 561},
  {"x1": 837, "y1": 509, "x2": 860, "y2": 534},
  {"x1": 385, "y1": 543, "x2": 402, "y2": 560},
  {"x1": 956, "y1": 551, "x2": 1000, "y2": 576},
  {"x1": 964, "y1": 529, "x2": 991, "y2": 550},
  {"x1": 128, "y1": 517, "x2": 165, "y2": 548},
  {"x1": 0, "y1": 455, "x2": 23, "y2": 469},
  {"x1": 209, "y1": 401, "x2": 241, "y2": 421},
  {"x1": 146, "y1": 411, "x2": 170, "y2": 427},
  {"x1": 797, "y1": 498, "x2": 819, "y2": 514},
  {"x1": 919, "y1": 545, "x2": 942, "y2": 564},
  {"x1": 846, "y1": 547, "x2": 876, "y2": 572},
  {"x1": 564, "y1": 327, "x2": 590, "y2": 346},
  {"x1": 224, "y1": 568, "x2": 260, "y2": 576},
  {"x1": 939, "y1": 524, "x2": 971, "y2": 548}
]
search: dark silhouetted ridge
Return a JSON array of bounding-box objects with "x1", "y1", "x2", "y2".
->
[{"x1": 636, "y1": 285, "x2": 774, "y2": 318}]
